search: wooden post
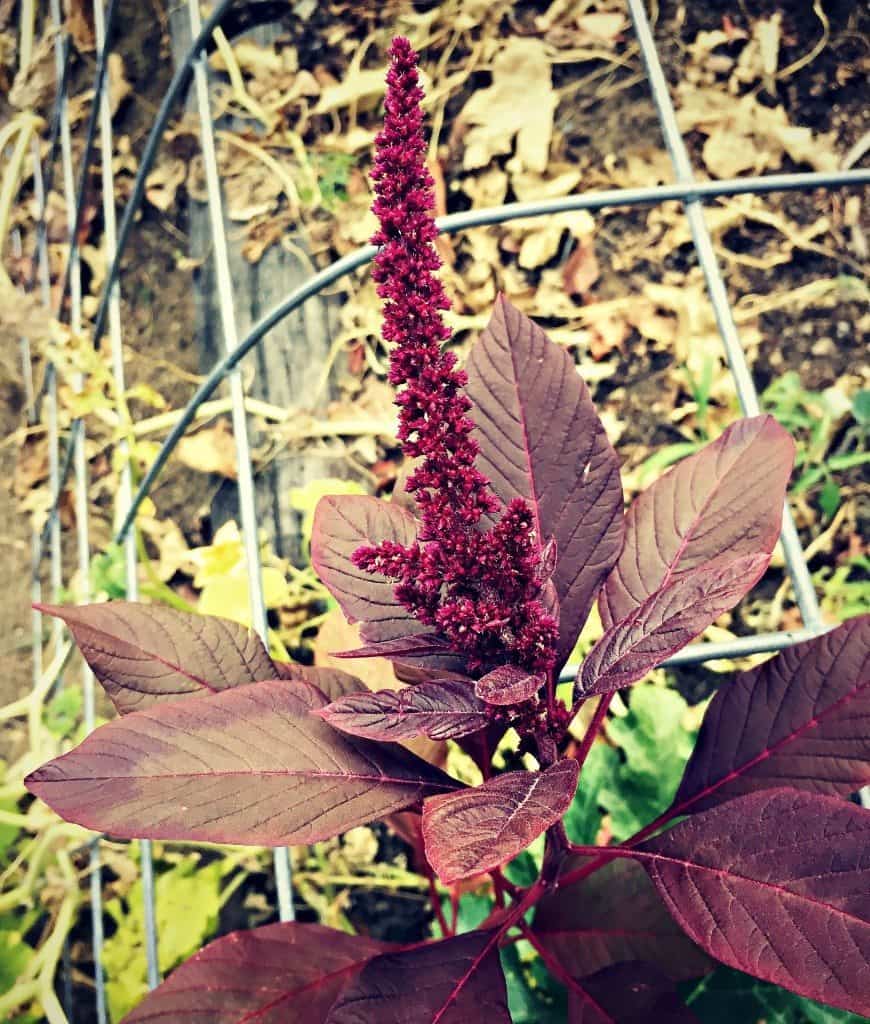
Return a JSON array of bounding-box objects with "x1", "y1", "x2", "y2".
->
[{"x1": 169, "y1": 12, "x2": 346, "y2": 562}]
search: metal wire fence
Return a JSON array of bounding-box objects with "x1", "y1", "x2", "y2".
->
[{"x1": 12, "y1": 0, "x2": 870, "y2": 1018}]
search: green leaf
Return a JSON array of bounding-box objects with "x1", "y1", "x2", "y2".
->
[
  {"x1": 43, "y1": 689, "x2": 83, "y2": 739},
  {"x1": 852, "y1": 389, "x2": 870, "y2": 426},
  {"x1": 683, "y1": 966, "x2": 866, "y2": 1024},
  {"x1": 562, "y1": 741, "x2": 618, "y2": 845},
  {"x1": 0, "y1": 916, "x2": 34, "y2": 993},
  {"x1": 818, "y1": 479, "x2": 841, "y2": 519},
  {"x1": 102, "y1": 852, "x2": 226, "y2": 1022},
  {"x1": 501, "y1": 943, "x2": 567, "y2": 1024},
  {"x1": 598, "y1": 683, "x2": 696, "y2": 841},
  {"x1": 435, "y1": 890, "x2": 493, "y2": 939},
  {"x1": 91, "y1": 543, "x2": 128, "y2": 599},
  {"x1": 0, "y1": 787, "x2": 20, "y2": 861}
]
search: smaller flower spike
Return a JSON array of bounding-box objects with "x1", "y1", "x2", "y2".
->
[{"x1": 353, "y1": 37, "x2": 557, "y2": 674}]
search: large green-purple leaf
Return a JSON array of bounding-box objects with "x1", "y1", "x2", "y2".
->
[
  {"x1": 26, "y1": 679, "x2": 460, "y2": 845},
  {"x1": 578, "y1": 554, "x2": 770, "y2": 697},
  {"x1": 568, "y1": 963, "x2": 700, "y2": 1024},
  {"x1": 673, "y1": 615, "x2": 870, "y2": 813},
  {"x1": 637, "y1": 788, "x2": 870, "y2": 1016},
  {"x1": 422, "y1": 760, "x2": 579, "y2": 883},
  {"x1": 272, "y1": 661, "x2": 368, "y2": 702},
  {"x1": 534, "y1": 857, "x2": 710, "y2": 982},
  {"x1": 311, "y1": 494, "x2": 424, "y2": 643},
  {"x1": 325, "y1": 930, "x2": 511, "y2": 1024},
  {"x1": 36, "y1": 602, "x2": 276, "y2": 714},
  {"x1": 122, "y1": 922, "x2": 389, "y2": 1023},
  {"x1": 599, "y1": 417, "x2": 794, "y2": 629},
  {"x1": 466, "y1": 296, "x2": 624, "y2": 667},
  {"x1": 316, "y1": 679, "x2": 488, "y2": 741}
]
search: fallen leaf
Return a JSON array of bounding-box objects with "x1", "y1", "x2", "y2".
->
[
  {"x1": 175, "y1": 420, "x2": 238, "y2": 478},
  {"x1": 459, "y1": 38, "x2": 556, "y2": 173}
]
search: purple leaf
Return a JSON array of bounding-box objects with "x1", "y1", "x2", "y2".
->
[
  {"x1": 272, "y1": 661, "x2": 368, "y2": 702},
  {"x1": 638, "y1": 788, "x2": 870, "y2": 1016},
  {"x1": 423, "y1": 760, "x2": 579, "y2": 883},
  {"x1": 325, "y1": 930, "x2": 511, "y2": 1024},
  {"x1": 673, "y1": 616, "x2": 870, "y2": 812},
  {"x1": 122, "y1": 922, "x2": 389, "y2": 1023},
  {"x1": 311, "y1": 495, "x2": 424, "y2": 643},
  {"x1": 599, "y1": 416, "x2": 794, "y2": 628},
  {"x1": 534, "y1": 857, "x2": 710, "y2": 982},
  {"x1": 568, "y1": 963, "x2": 700, "y2": 1024},
  {"x1": 332, "y1": 634, "x2": 453, "y2": 661},
  {"x1": 26, "y1": 679, "x2": 460, "y2": 846},
  {"x1": 316, "y1": 679, "x2": 489, "y2": 742},
  {"x1": 579, "y1": 555, "x2": 770, "y2": 697},
  {"x1": 474, "y1": 664, "x2": 542, "y2": 706},
  {"x1": 35, "y1": 602, "x2": 275, "y2": 714},
  {"x1": 466, "y1": 296, "x2": 624, "y2": 668}
]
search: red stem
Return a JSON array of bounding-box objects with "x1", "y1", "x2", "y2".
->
[
  {"x1": 428, "y1": 872, "x2": 452, "y2": 937},
  {"x1": 518, "y1": 920, "x2": 613, "y2": 1018},
  {"x1": 557, "y1": 807, "x2": 676, "y2": 889},
  {"x1": 572, "y1": 693, "x2": 614, "y2": 772}
]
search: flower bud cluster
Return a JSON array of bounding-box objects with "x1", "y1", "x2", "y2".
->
[{"x1": 353, "y1": 37, "x2": 557, "y2": 673}]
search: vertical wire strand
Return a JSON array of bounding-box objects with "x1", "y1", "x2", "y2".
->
[
  {"x1": 91, "y1": 0, "x2": 161, "y2": 990},
  {"x1": 45, "y1": 3, "x2": 75, "y2": 1014},
  {"x1": 186, "y1": 0, "x2": 295, "y2": 921},
  {"x1": 47, "y1": 0, "x2": 109, "y2": 1016},
  {"x1": 626, "y1": 0, "x2": 823, "y2": 630}
]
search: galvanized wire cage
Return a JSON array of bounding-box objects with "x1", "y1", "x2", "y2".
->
[{"x1": 12, "y1": 0, "x2": 870, "y2": 1019}]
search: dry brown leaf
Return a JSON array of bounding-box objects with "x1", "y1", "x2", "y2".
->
[
  {"x1": 459, "y1": 37, "x2": 556, "y2": 173},
  {"x1": 313, "y1": 608, "x2": 401, "y2": 692},
  {"x1": 563, "y1": 241, "x2": 600, "y2": 296},
  {"x1": 677, "y1": 85, "x2": 839, "y2": 176},
  {"x1": 65, "y1": 0, "x2": 95, "y2": 52},
  {"x1": 10, "y1": 29, "x2": 56, "y2": 110},
  {"x1": 575, "y1": 12, "x2": 627, "y2": 43},
  {"x1": 313, "y1": 68, "x2": 385, "y2": 115},
  {"x1": 107, "y1": 52, "x2": 131, "y2": 116},
  {"x1": 14, "y1": 437, "x2": 49, "y2": 498},
  {"x1": 175, "y1": 420, "x2": 238, "y2": 478},
  {"x1": 145, "y1": 158, "x2": 187, "y2": 211}
]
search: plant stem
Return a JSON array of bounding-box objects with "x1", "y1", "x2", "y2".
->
[
  {"x1": 428, "y1": 871, "x2": 452, "y2": 937},
  {"x1": 556, "y1": 808, "x2": 677, "y2": 889},
  {"x1": 518, "y1": 920, "x2": 612, "y2": 1018},
  {"x1": 572, "y1": 693, "x2": 613, "y2": 772}
]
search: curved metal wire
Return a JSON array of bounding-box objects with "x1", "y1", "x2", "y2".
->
[
  {"x1": 115, "y1": 165, "x2": 870, "y2": 544},
  {"x1": 33, "y1": 0, "x2": 322, "y2": 560},
  {"x1": 626, "y1": 0, "x2": 822, "y2": 628},
  {"x1": 33, "y1": 0, "x2": 869, "y2": 559}
]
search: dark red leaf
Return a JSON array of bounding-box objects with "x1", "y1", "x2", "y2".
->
[
  {"x1": 272, "y1": 661, "x2": 368, "y2": 701},
  {"x1": 423, "y1": 760, "x2": 579, "y2": 883},
  {"x1": 638, "y1": 788, "x2": 870, "y2": 1016},
  {"x1": 332, "y1": 634, "x2": 453, "y2": 660},
  {"x1": 316, "y1": 679, "x2": 488, "y2": 741},
  {"x1": 474, "y1": 664, "x2": 542, "y2": 705},
  {"x1": 35, "y1": 602, "x2": 275, "y2": 714},
  {"x1": 122, "y1": 922, "x2": 389, "y2": 1023},
  {"x1": 599, "y1": 417, "x2": 794, "y2": 629},
  {"x1": 674, "y1": 616, "x2": 870, "y2": 813},
  {"x1": 26, "y1": 679, "x2": 460, "y2": 846},
  {"x1": 534, "y1": 857, "x2": 710, "y2": 982},
  {"x1": 578, "y1": 555, "x2": 770, "y2": 697},
  {"x1": 568, "y1": 963, "x2": 700, "y2": 1024},
  {"x1": 325, "y1": 930, "x2": 511, "y2": 1024},
  {"x1": 311, "y1": 495, "x2": 424, "y2": 643},
  {"x1": 466, "y1": 296, "x2": 624, "y2": 669}
]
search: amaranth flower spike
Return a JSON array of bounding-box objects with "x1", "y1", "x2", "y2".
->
[{"x1": 351, "y1": 36, "x2": 558, "y2": 674}]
